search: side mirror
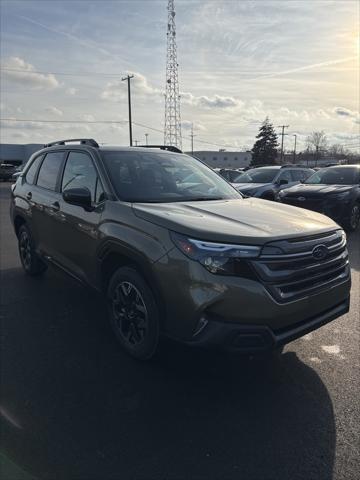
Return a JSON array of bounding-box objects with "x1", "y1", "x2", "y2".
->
[
  {"x1": 63, "y1": 187, "x2": 93, "y2": 210},
  {"x1": 278, "y1": 179, "x2": 288, "y2": 186}
]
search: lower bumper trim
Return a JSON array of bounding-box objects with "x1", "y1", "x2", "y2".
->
[{"x1": 186, "y1": 297, "x2": 350, "y2": 353}]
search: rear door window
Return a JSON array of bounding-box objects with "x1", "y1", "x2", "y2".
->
[
  {"x1": 36, "y1": 152, "x2": 64, "y2": 190},
  {"x1": 25, "y1": 155, "x2": 43, "y2": 184}
]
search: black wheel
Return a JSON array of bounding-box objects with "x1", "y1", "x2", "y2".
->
[
  {"x1": 107, "y1": 267, "x2": 160, "y2": 360},
  {"x1": 344, "y1": 203, "x2": 360, "y2": 232},
  {"x1": 18, "y1": 224, "x2": 47, "y2": 276}
]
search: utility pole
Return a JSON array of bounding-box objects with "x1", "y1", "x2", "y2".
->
[
  {"x1": 122, "y1": 74, "x2": 134, "y2": 146},
  {"x1": 278, "y1": 125, "x2": 289, "y2": 163},
  {"x1": 293, "y1": 134, "x2": 297, "y2": 163},
  {"x1": 190, "y1": 123, "x2": 196, "y2": 155},
  {"x1": 134, "y1": 140, "x2": 139, "y2": 146},
  {"x1": 145, "y1": 133, "x2": 149, "y2": 146}
]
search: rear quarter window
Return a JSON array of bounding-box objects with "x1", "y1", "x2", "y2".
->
[{"x1": 25, "y1": 155, "x2": 44, "y2": 184}]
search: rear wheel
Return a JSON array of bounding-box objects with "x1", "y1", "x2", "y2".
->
[
  {"x1": 107, "y1": 266, "x2": 160, "y2": 360},
  {"x1": 18, "y1": 224, "x2": 47, "y2": 276},
  {"x1": 344, "y1": 203, "x2": 360, "y2": 232}
]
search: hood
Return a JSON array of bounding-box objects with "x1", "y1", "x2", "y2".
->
[
  {"x1": 282, "y1": 184, "x2": 354, "y2": 196},
  {"x1": 133, "y1": 198, "x2": 338, "y2": 245},
  {"x1": 231, "y1": 182, "x2": 269, "y2": 193}
]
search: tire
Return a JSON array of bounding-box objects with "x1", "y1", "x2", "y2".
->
[
  {"x1": 18, "y1": 224, "x2": 47, "y2": 276},
  {"x1": 107, "y1": 266, "x2": 160, "y2": 360},
  {"x1": 344, "y1": 203, "x2": 360, "y2": 232}
]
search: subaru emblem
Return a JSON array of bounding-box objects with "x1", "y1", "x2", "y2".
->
[
  {"x1": 312, "y1": 244, "x2": 328, "y2": 260},
  {"x1": 298, "y1": 196, "x2": 306, "y2": 201}
]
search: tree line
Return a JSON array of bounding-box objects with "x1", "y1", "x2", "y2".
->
[{"x1": 250, "y1": 117, "x2": 359, "y2": 166}]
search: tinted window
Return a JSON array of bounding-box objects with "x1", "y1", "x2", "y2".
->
[
  {"x1": 305, "y1": 167, "x2": 359, "y2": 185},
  {"x1": 62, "y1": 151, "x2": 99, "y2": 202},
  {"x1": 36, "y1": 152, "x2": 64, "y2": 190},
  {"x1": 234, "y1": 168, "x2": 279, "y2": 184},
  {"x1": 101, "y1": 151, "x2": 241, "y2": 203},
  {"x1": 291, "y1": 169, "x2": 305, "y2": 181},
  {"x1": 277, "y1": 170, "x2": 293, "y2": 182},
  {"x1": 25, "y1": 155, "x2": 43, "y2": 184}
]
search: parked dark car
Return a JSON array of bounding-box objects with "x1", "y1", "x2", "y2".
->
[
  {"x1": 0, "y1": 163, "x2": 17, "y2": 181},
  {"x1": 10, "y1": 139, "x2": 351, "y2": 360},
  {"x1": 231, "y1": 165, "x2": 314, "y2": 200},
  {"x1": 217, "y1": 168, "x2": 244, "y2": 182},
  {"x1": 277, "y1": 165, "x2": 360, "y2": 231}
]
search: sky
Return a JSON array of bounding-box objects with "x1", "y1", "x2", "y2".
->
[{"x1": 0, "y1": 0, "x2": 359, "y2": 152}]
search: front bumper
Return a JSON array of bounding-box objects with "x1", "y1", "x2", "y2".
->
[{"x1": 185, "y1": 297, "x2": 350, "y2": 353}]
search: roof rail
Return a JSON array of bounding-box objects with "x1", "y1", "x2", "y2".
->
[
  {"x1": 44, "y1": 138, "x2": 99, "y2": 148},
  {"x1": 135, "y1": 144, "x2": 182, "y2": 154}
]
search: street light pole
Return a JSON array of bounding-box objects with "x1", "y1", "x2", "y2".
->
[
  {"x1": 293, "y1": 134, "x2": 297, "y2": 163},
  {"x1": 121, "y1": 74, "x2": 134, "y2": 146}
]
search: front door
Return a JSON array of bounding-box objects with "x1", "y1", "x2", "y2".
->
[{"x1": 52, "y1": 150, "x2": 105, "y2": 284}]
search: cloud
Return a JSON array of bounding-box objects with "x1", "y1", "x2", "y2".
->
[
  {"x1": 181, "y1": 120, "x2": 206, "y2": 131},
  {"x1": 46, "y1": 106, "x2": 63, "y2": 116},
  {"x1": 258, "y1": 56, "x2": 358, "y2": 79},
  {"x1": 181, "y1": 92, "x2": 242, "y2": 109},
  {"x1": 1, "y1": 57, "x2": 60, "y2": 89},
  {"x1": 66, "y1": 87, "x2": 77, "y2": 96},
  {"x1": 333, "y1": 107, "x2": 360, "y2": 124},
  {"x1": 101, "y1": 72, "x2": 161, "y2": 102}
]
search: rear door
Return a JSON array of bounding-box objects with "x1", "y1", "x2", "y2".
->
[
  {"x1": 53, "y1": 150, "x2": 105, "y2": 284},
  {"x1": 30, "y1": 151, "x2": 66, "y2": 257}
]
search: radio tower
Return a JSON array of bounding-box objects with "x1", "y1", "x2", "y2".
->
[{"x1": 164, "y1": 0, "x2": 182, "y2": 149}]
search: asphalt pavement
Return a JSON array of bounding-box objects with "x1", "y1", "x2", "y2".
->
[{"x1": 0, "y1": 182, "x2": 359, "y2": 480}]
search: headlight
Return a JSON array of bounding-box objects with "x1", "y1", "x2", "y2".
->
[
  {"x1": 276, "y1": 190, "x2": 286, "y2": 201},
  {"x1": 170, "y1": 232, "x2": 260, "y2": 275}
]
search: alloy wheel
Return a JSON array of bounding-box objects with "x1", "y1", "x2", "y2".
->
[
  {"x1": 19, "y1": 231, "x2": 32, "y2": 270},
  {"x1": 112, "y1": 281, "x2": 148, "y2": 346}
]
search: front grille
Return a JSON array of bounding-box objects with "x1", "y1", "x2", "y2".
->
[
  {"x1": 283, "y1": 197, "x2": 325, "y2": 213},
  {"x1": 250, "y1": 230, "x2": 350, "y2": 303}
]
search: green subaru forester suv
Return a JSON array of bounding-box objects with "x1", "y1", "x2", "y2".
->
[{"x1": 11, "y1": 139, "x2": 351, "y2": 359}]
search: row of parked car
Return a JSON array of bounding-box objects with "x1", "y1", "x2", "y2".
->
[{"x1": 217, "y1": 164, "x2": 360, "y2": 231}]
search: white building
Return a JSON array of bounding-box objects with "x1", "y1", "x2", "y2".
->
[{"x1": 187, "y1": 150, "x2": 252, "y2": 168}]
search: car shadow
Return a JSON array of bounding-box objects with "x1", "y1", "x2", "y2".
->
[{"x1": 0, "y1": 266, "x2": 336, "y2": 480}]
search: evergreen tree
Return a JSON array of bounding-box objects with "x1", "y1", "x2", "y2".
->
[{"x1": 251, "y1": 117, "x2": 279, "y2": 166}]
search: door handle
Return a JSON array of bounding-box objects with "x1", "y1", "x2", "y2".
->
[
  {"x1": 26, "y1": 192, "x2": 32, "y2": 200},
  {"x1": 50, "y1": 201, "x2": 60, "y2": 212}
]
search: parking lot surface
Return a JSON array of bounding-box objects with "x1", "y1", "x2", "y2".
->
[{"x1": 0, "y1": 182, "x2": 359, "y2": 480}]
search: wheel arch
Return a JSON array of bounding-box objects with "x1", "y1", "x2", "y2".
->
[{"x1": 98, "y1": 241, "x2": 167, "y2": 321}]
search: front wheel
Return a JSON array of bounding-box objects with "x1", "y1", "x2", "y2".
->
[
  {"x1": 344, "y1": 203, "x2": 360, "y2": 232},
  {"x1": 107, "y1": 267, "x2": 160, "y2": 360},
  {"x1": 18, "y1": 224, "x2": 47, "y2": 276}
]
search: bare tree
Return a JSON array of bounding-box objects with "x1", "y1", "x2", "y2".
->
[{"x1": 306, "y1": 131, "x2": 327, "y2": 165}]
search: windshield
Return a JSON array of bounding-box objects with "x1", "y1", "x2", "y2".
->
[
  {"x1": 101, "y1": 151, "x2": 242, "y2": 202},
  {"x1": 233, "y1": 168, "x2": 278, "y2": 184},
  {"x1": 305, "y1": 167, "x2": 359, "y2": 185}
]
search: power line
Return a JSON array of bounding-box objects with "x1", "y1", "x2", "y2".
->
[
  {"x1": 0, "y1": 117, "x2": 240, "y2": 150},
  {"x1": 0, "y1": 67, "x2": 124, "y2": 77}
]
